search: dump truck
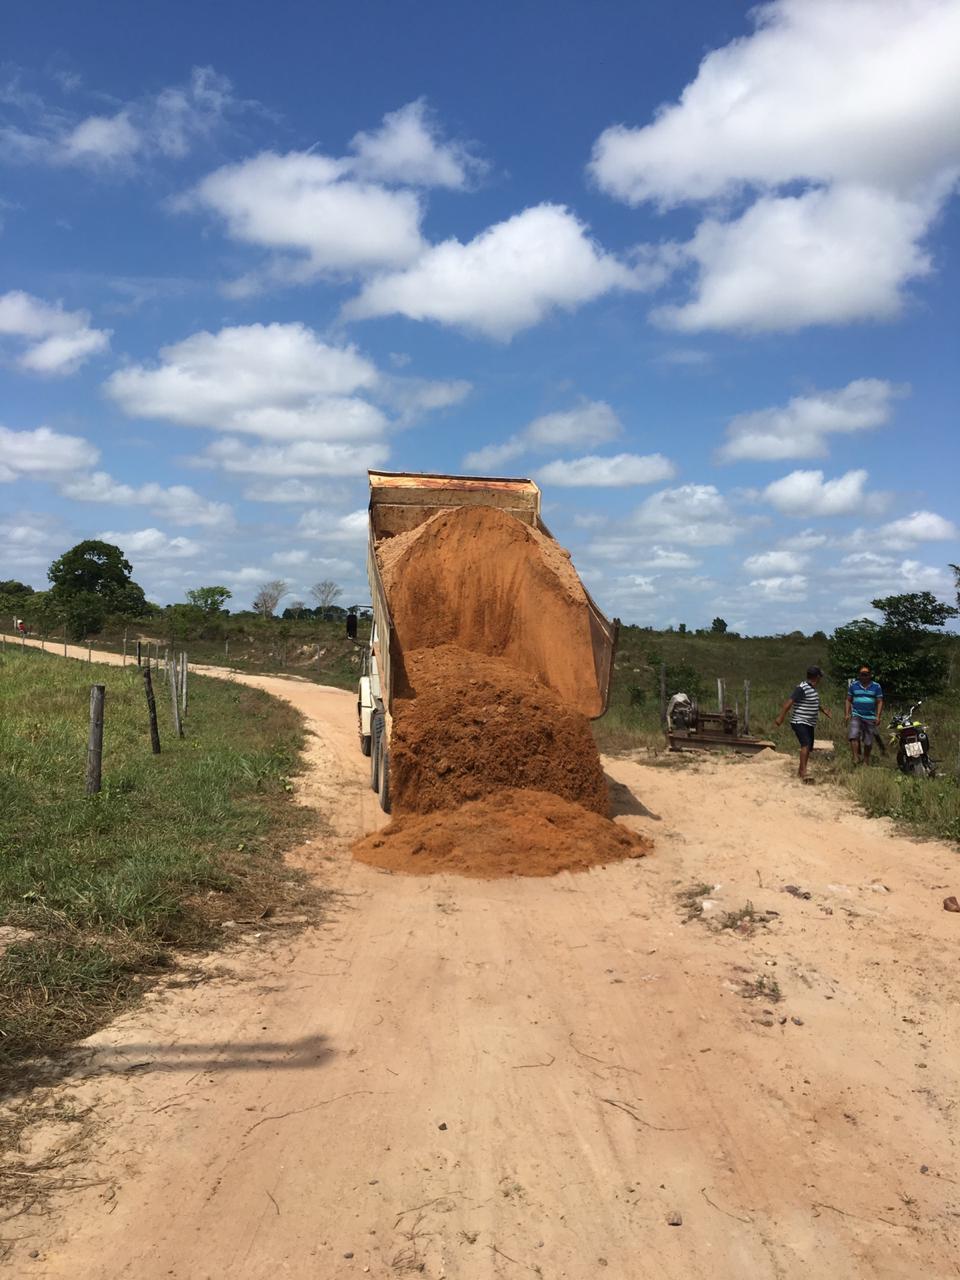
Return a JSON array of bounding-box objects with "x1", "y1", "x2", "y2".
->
[{"x1": 357, "y1": 469, "x2": 619, "y2": 812}]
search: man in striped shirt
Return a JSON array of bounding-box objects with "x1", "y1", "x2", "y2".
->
[{"x1": 774, "y1": 665, "x2": 833, "y2": 782}]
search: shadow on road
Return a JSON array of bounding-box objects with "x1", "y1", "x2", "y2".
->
[
  {"x1": 79, "y1": 1033, "x2": 336, "y2": 1076},
  {"x1": 606, "y1": 776, "x2": 662, "y2": 821}
]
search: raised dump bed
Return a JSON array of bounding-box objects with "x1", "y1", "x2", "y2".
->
[{"x1": 358, "y1": 469, "x2": 619, "y2": 812}]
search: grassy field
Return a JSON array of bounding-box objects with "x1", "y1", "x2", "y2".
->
[
  {"x1": 0, "y1": 646, "x2": 317, "y2": 1081},
  {"x1": 596, "y1": 625, "x2": 960, "y2": 844},
  {"x1": 24, "y1": 615, "x2": 371, "y2": 692}
]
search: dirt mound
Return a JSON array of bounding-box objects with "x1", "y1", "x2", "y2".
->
[
  {"x1": 354, "y1": 789, "x2": 651, "y2": 878},
  {"x1": 389, "y1": 645, "x2": 608, "y2": 816},
  {"x1": 377, "y1": 505, "x2": 605, "y2": 718}
]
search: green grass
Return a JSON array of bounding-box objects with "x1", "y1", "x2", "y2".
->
[
  {"x1": 0, "y1": 647, "x2": 318, "y2": 1079},
  {"x1": 34, "y1": 615, "x2": 371, "y2": 691},
  {"x1": 595, "y1": 624, "x2": 960, "y2": 845}
]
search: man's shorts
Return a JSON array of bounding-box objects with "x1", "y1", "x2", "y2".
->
[
  {"x1": 791, "y1": 722, "x2": 815, "y2": 749},
  {"x1": 848, "y1": 716, "x2": 876, "y2": 746}
]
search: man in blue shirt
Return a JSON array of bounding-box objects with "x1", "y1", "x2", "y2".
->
[{"x1": 844, "y1": 665, "x2": 884, "y2": 764}]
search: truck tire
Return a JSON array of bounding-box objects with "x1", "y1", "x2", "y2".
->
[
  {"x1": 370, "y1": 712, "x2": 383, "y2": 791},
  {"x1": 378, "y1": 736, "x2": 391, "y2": 814}
]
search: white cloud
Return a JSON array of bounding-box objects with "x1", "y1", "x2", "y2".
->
[
  {"x1": 463, "y1": 398, "x2": 623, "y2": 471},
  {"x1": 376, "y1": 375, "x2": 472, "y2": 425},
  {"x1": 848, "y1": 509, "x2": 960, "y2": 551},
  {"x1": 0, "y1": 424, "x2": 99, "y2": 481},
  {"x1": 743, "y1": 549, "x2": 809, "y2": 575},
  {"x1": 718, "y1": 378, "x2": 905, "y2": 462},
  {"x1": 0, "y1": 290, "x2": 110, "y2": 375},
  {"x1": 780, "y1": 528, "x2": 830, "y2": 550},
  {"x1": 762, "y1": 468, "x2": 885, "y2": 517},
  {"x1": 201, "y1": 437, "x2": 388, "y2": 478},
  {"x1": 350, "y1": 99, "x2": 484, "y2": 189},
  {"x1": 345, "y1": 204, "x2": 659, "y2": 340},
  {"x1": 643, "y1": 546, "x2": 700, "y2": 570},
  {"x1": 525, "y1": 400, "x2": 622, "y2": 448},
  {"x1": 97, "y1": 528, "x2": 200, "y2": 559},
  {"x1": 652, "y1": 184, "x2": 935, "y2": 333},
  {"x1": 58, "y1": 471, "x2": 233, "y2": 527},
  {"x1": 590, "y1": 1, "x2": 960, "y2": 205},
  {"x1": 828, "y1": 551, "x2": 954, "y2": 597},
  {"x1": 748, "y1": 573, "x2": 809, "y2": 602},
  {"x1": 538, "y1": 452, "x2": 675, "y2": 487},
  {"x1": 106, "y1": 323, "x2": 379, "y2": 436},
  {"x1": 2, "y1": 66, "x2": 239, "y2": 170},
  {"x1": 462, "y1": 438, "x2": 527, "y2": 472},
  {"x1": 184, "y1": 151, "x2": 425, "y2": 277},
  {"x1": 63, "y1": 113, "x2": 140, "y2": 163},
  {"x1": 590, "y1": 0, "x2": 960, "y2": 333},
  {"x1": 297, "y1": 509, "x2": 368, "y2": 542},
  {"x1": 242, "y1": 479, "x2": 345, "y2": 505},
  {"x1": 631, "y1": 483, "x2": 743, "y2": 545},
  {"x1": 106, "y1": 321, "x2": 458, "y2": 476}
]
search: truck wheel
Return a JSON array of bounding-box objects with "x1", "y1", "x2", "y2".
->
[
  {"x1": 370, "y1": 712, "x2": 383, "y2": 791},
  {"x1": 378, "y1": 737, "x2": 391, "y2": 814}
]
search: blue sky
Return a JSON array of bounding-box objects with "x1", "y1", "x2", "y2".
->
[{"x1": 2, "y1": 0, "x2": 958, "y2": 632}]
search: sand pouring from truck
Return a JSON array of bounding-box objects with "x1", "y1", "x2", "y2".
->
[{"x1": 357, "y1": 470, "x2": 619, "y2": 813}]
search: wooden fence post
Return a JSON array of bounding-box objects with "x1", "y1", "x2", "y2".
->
[
  {"x1": 169, "y1": 657, "x2": 183, "y2": 739},
  {"x1": 225, "y1": 638, "x2": 229, "y2": 660},
  {"x1": 717, "y1": 677, "x2": 725, "y2": 712},
  {"x1": 123, "y1": 630, "x2": 128, "y2": 666},
  {"x1": 63, "y1": 628, "x2": 68, "y2": 657},
  {"x1": 743, "y1": 680, "x2": 751, "y2": 735},
  {"x1": 180, "y1": 652, "x2": 188, "y2": 716},
  {"x1": 136, "y1": 640, "x2": 142, "y2": 667},
  {"x1": 87, "y1": 642, "x2": 92, "y2": 664},
  {"x1": 85, "y1": 684, "x2": 106, "y2": 795},
  {"x1": 659, "y1": 661, "x2": 667, "y2": 729},
  {"x1": 142, "y1": 667, "x2": 161, "y2": 754}
]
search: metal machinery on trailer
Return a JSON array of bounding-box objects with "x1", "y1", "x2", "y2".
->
[{"x1": 357, "y1": 469, "x2": 619, "y2": 813}]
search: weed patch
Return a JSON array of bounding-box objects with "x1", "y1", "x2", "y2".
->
[
  {"x1": 740, "y1": 974, "x2": 783, "y2": 1003},
  {"x1": 677, "y1": 882, "x2": 714, "y2": 923}
]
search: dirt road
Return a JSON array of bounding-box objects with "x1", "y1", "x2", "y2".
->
[{"x1": 5, "y1": 639, "x2": 960, "y2": 1278}]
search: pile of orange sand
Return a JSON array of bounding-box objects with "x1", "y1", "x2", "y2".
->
[
  {"x1": 353, "y1": 504, "x2": 650, "y2": 878},
  {"x1": 354, "y1": 789, "x2": 651, "y2": 879},
  {"x1": 389, "y1": 645, "x2": 608, "y2": 816},
  {"x1": 378, "y1": 504, "x2": 605, "y2": 717}
]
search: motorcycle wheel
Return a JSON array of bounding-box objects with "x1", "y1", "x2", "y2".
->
[{"x1": 908, "y1": 760, "x2": 930, "y2": 778}]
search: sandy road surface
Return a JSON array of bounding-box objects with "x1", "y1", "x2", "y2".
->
[{"x1": 4, "y1": 637, "x2": 960, "y2": 1278}]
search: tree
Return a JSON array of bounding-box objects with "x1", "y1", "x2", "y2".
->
[
  {"x1": 677, "y1": 622, "x2": 687, "y2": 635},
  {"x1": 948, "y1": 563, "x2": 959, "y2": 608},
  {"x1": 0, "y1": 580, "x2": 34, "y2": 597},
  {"x1": 252, "y1": 579, "x2": 289, "y2": 617},
  {"x1": 871, "y1": 591, "x2": 957, "y2": 631},
  {"x1": 710, "y1": 617, "x2": 728, "y2": 634},
  {"x1": 186, "y1": 585, "x2": 232, "y2": 615},
  {"x1": 828, "y1": 591, "x2": 959, "y2": 701},
  {"x1": 282, "y1": 600, "x2": 310, "y2": 620},
  {"x1": 310, "y1": 580, "x2": 342, "y2": 610},
  {"x1": 47, "y1": 540, "x2": 147, "y2": 638}
]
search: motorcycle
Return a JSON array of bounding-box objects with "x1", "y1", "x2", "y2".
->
[{"x1": 889, "y1": 702, "x2": 936, "y2": 777}]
